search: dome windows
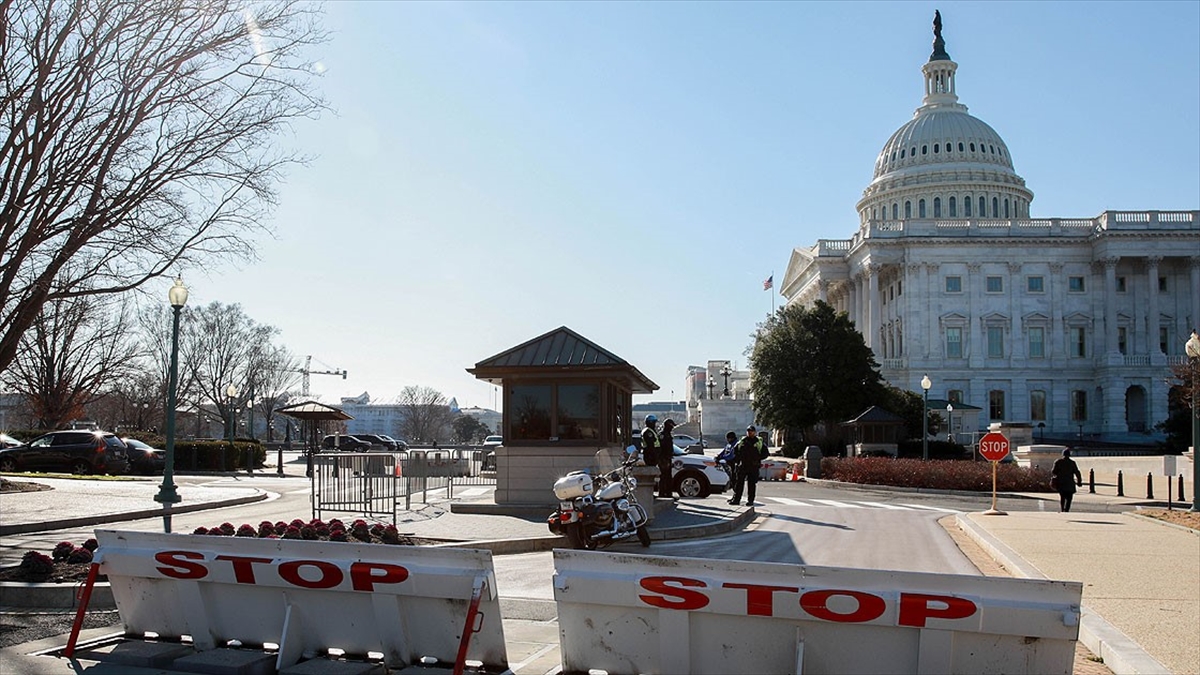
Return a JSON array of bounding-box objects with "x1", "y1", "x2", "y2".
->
[
  {"x1": 964, "y1": 195, "x2": 972, "y2": 217},
  {"x1": 992, "y1": 197, "x2": 999, "y2": 218},
  {"x1": 905, "y1": 201, "x2": 912, "y2": 219},
  {"x1": 934, "y1": 197, "x2": 941, "y2": 218},
  {"x1": 922, "y1": 145, "x2": 928, "y2": 155},
  {"x1": 911, "y1": 146, "x2": 917, "y2": 157},
  {"x1": 949, "y1": 196, "x2": 956, "y2": 217},
  {"x1": 934, "y1": 143, "x2": 940, "y2": 154},
  {"x1": 919, "y1": 199, "x2": 926, "y2": 218},
  {"x1": 900, "y1": 148, "x2": 906, "y2": 158},
  {"x1": 989, "y1": 144, "x2": 995, "y2": 154},
  {"x1": 958, "y1": 142, "x2": 964, "y2": 152},
  {"x1": 892, "y1": 203, "x2": 899, "y2": 219},
  {"x1": 978, "y1": 196, "x2": 985, "y2": 216},
  {"x1": 970, "y1": 142, "x2": 976, "y2": 152}
]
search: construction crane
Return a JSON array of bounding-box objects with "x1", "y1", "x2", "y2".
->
[{"x1": 295, "y1": 355, "x2": 347, "y2": 396}]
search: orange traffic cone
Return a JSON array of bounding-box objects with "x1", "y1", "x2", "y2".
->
[
  {"x1": 394, "y1": 463, "x2": 403, "y2": 477},
  {"x1": 789, "y1": 464, "x2": 801, "y2": 482}
]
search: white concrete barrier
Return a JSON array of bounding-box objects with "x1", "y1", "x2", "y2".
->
[
  {"x1": 89, "y1": 529, "x2": 508, "y2": 672},
  {"x1": 553, "y1": 550, "x2": 1082, "y2": 675}
]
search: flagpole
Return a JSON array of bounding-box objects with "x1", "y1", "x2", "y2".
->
[{"x1": 770, "y1": 270, "x2": 776, "y2": 316}]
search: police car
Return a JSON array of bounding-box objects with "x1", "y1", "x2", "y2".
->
[{"x1": 628, "y1": 434, "x2": 730, "y2": 499}]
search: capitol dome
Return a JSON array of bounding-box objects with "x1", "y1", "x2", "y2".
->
[{"x1": 857, "y1": 12, "x2": 1033, "y2": 223}]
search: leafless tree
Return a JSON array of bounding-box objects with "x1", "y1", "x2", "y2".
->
[
  {"x1": 0, "y1": 292, "x2": 140, "y2": 428},
  {"x1": 249, "y1": 343, "x2": 301, "y2": 440},
  {"x1": 0, "y1": 0, "x2": 326, "y2": 374},
  {"x1": 179, "y1": 301, "x2": 277, "y2": 437},
  {"x1": 398, "y1": 385, "x2": 454, "y2": 444}
]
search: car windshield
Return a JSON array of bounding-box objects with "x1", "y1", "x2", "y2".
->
[{"x1": 124, "y1": 439, "x2": 151, "y2": 450}]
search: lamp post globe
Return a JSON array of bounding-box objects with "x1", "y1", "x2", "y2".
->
[
  {"x1": 1186, "y1": 330, "x2": 1200, "y2": 513},
  {"x1": 155, "y1": 276, "x2": 188, "y2": 532},
  {"x1": 920, "y1": 375, "x2": 932, "y2": 461}
]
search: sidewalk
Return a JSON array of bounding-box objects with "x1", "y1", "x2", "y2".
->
[{"x1": 1, "y1": 470, "x2": 1197, "y2": 674}]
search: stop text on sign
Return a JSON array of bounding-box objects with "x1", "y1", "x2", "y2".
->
[
  {"x1": 154, "y1": 550, "x2": 409, "y2": 593},
  {"x1": 978, "y1": 432, "x2": 1010, "y2": 461},
  {"x1": 638, "y1": 575, "x2": 977, "y2": 628}
]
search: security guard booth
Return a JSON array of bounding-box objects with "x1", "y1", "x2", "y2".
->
[{"x1": 467, "y1": 326, "x2": 658, "y2": 505}]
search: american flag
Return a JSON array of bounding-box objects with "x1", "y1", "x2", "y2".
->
[{"x1": 763, "y1": 275, "x2": 773, "y2": 291}]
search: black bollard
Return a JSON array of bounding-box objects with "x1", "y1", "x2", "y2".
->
[
  {"x1": 1179, "y1": 474, "x2": 1187, "y2": 503},
  {"x1": 1117, "y1": 470, "x2": 1124, "y2": 497},
  {"x1": 1088, "y1": 468, "x2": 1095, "y2": 494},
  {"x1": 1146, "y1": 472, "x2": 1154, "y2": 500}
]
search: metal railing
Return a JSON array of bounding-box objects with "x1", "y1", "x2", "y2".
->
[{"x1": 311, "y1": 447, "x2": 497, "y2": 522}]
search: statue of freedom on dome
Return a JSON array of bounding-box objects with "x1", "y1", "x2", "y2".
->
[{"x1": 933, "y1": 10, "x2": 942, "y2": 40}]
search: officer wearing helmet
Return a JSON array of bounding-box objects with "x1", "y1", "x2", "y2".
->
[
  {"x1": 658, "y1": 418, "x2": 677, "y2": 499},
  {"x1": 640, "y1": 414, "x2": 660, "y2": 467}
]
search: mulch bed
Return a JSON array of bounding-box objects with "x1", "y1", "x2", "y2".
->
[{"x1": 0, "y1": 478, "x2": 52, "y2": 494}]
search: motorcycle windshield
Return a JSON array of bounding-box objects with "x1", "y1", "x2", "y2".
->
[{"x1": 596, "y1": 447, "x2": 628, "y2": 477}]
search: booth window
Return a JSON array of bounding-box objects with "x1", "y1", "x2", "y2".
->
[{"x1": 509, "y1": 382, "x2": 602, "y2": 442}]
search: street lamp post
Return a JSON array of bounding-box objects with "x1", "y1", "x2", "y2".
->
[
  {"x1": 720, "y1": 363, "x2": 732, "y2": 397},
  {"x1": 707, "y1": 377, "x2": 715, "y2": 400},
  {"x1": 921, "y1": 375, "x2": 932, "y2": 461},
  {"x1": 1186, "y1": 330, "x2": 1200, "y2": 513},
  {"x1": 154, "y1": 277, "x2": 188, "y2": 532},
  {"x1": 245, "y1": 398, "x2": 254, "y2": 475},
  {"x1": 226, "y1": 384, "x2": 239, "y2": 472},
  {"x1": 274, "y1": 421, "x2": 285, "y2": 476},
  {"x1": 946, "y1": 403, "x2": 954, "y2": 444}
]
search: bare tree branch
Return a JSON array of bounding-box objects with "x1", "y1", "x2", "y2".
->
[{"x1": 0, "y1": 0, "x2": 326, "y2": 372}]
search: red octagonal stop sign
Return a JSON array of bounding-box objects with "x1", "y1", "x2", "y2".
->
[{"x1": 978, "y1": 432, "x2": 1010, "y2": 462}]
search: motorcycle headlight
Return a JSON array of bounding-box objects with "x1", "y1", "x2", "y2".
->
[
  {"x1": 580, "y1": 495, "x2": 593, "y2": 506},
  {"x1": 628, "y1": 477, "x2": 637, "y2": 488},
  {"x1": 614, "y1": 498, "x2": 630, "y2": 512}
]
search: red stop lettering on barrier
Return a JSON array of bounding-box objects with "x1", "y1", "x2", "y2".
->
[
  {"x1": 800, "y1": 589, "x2": 887, "y2": 623},
  {"x1": 214, "y1": 555, "x2": 274, "y2": 584},
  {"x1": 639, "y1": 576, "x2": 710, "y2": 610},
  {"x1": 350, "y1": 562, "x2": 410, "y2": 591},
  {"x1": 898, "y1": 593, "x2": 977, "y2": 627},
  {"x1": 722, "y1": 583, "x2": 800, "y2": 616},
  {"x1": 156, "y1": 551, "x2": 208, "y2": 579}
]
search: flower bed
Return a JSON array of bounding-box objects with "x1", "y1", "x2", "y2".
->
[
  {"x1": 0, "y1": 518, "x2": 435, "y2": 584},
  {"x1": 822, "y1": 457, "x2": 1053, "y2": 492}
]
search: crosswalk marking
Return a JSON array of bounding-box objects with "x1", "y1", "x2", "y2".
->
[
  {"x1": 766, "y1": 497, "x2": 810, "y2": 506},
  {"x1": 809, "y1": 498, "x2": 866, "y2": 508},
  {"x1": 857, "y1": 501, "x2": 915, "y2": 511},
  {"x1": 898, "y1": 503, "x2": 962, "y2": 514},
  {"x1": 764, "y1": 496, "x2": 962, "y2": 513}
]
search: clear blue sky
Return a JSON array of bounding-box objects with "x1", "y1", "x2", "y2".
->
[{"x1": 185, "y1": 1, "x2": 1200, "y2": 410}]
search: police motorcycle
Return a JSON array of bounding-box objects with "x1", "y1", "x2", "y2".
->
[{"x1": 547, "y1": 448, "x2": 651, "y2": 550}]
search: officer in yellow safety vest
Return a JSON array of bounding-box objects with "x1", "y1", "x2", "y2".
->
[{"x1": 639, "y1": 414, "x2": 660, "y2": 467}]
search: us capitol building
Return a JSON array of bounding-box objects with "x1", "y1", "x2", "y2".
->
[{"x1": 780, "y1": 13, "x2": 1199, "y2": 443}]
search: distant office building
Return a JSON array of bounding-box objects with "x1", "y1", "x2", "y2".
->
[{"x1": 780, "y1": 15, "x2": 1199, "y2": 442}]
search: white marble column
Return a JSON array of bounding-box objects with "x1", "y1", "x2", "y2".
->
[
  {"x1": 924, "y1": 262, "x2": 937, "y2": 358},
  {"x1": 848, "y1": 275, "x2": 859, "y2": 332},
  {"x1": 867, "y1": 265, "x2": 882, "y2": 353},
  {"x1": 1103, "y1": 258, "x2": 1119, "y2": 355},
  {"x1": 967, "y1": 262, "x2": 982, "y2": 366},
  {"x1": 817, "y1": 279, "x2": 829, "y2": 304},
  {"x1": 1147, "y1": 256, "x2": 1161, "y2": 354},
  {"x1": 1190, "y1": 257, "x2": 1200, "y2": 333},
  {"x1": 1049, "y1": 262, "x2": 1065, "y2": 360}
]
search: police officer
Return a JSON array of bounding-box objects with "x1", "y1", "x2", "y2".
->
[
  {"x1": 640, "y1": 414, "x2": 660, "y2": 467},
  {"x1": 727, "y1": 425, "x2": 766, "y2": 506},
  {"x1": 658, "y1": 418, "x2": 677, "y2": 499}
]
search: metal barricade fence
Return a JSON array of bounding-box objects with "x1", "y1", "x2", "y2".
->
[
  {"x1": 312, "y1": 452, "x2": 402, "y2": 524},
  {"x1": 312, "y1": 448, "x2": 496, "y2": 522}
]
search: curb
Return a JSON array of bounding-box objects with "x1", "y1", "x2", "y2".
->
[
  {"x1": 954, "y1": 514, "x2": 1170, "y2": 675},
  {"x1": 0, "y1": 491, "x2": 269, "y2": 536},
  {"x1": 0, "y1": 580, "x2": 115, "y2": 610}
]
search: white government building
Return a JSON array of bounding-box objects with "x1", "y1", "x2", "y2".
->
[{"x1": 780, "y1": 14, "x2": 1199, "y2": 443}]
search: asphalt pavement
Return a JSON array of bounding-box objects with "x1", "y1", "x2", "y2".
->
[{"x1": 0, "y1": 459, "x2": 1196, "y2": 675}]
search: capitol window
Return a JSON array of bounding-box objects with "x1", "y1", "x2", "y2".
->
[
  {"x1": 978, "y1": 196, "x2": 985, "y2": 216},
  {"x1": 1158, "y1": 277, "x2": 1167, "y2": 292},
  {"x1": 1030, "y1": 390, "x2": 1047, "y2": 421},
  {"x1": 1069, "y1": 327, "x2": 1087, "y2": 357},
  {"x1": 905, "y1": 201, "x2": 912, "y2": 218},
  {"x1": 958, "y1": 142, "x2": 964, "y2": 152},
  {"x1": 946, "y1": 327, "x2": 963, "y2": 358},
  {"x1": 986, "y1": 327, "x2": 1004, "y2": 357},
  {"x1": 992, "y1": 197, "x2": 999, "y2": 217},
  {"x1": 1028, "y1": 327, "x2": 1045, "y2": 358},
  {"x1": 934, "y1": 197, "x2": 942, "y2": 217},
  {"x1": 1071, "y1": 391, "x2": 1087, "y2": 422},
  {"x1": 945, "y1": 276, "x2": 962, "y2": 293},
  {"x1": 964, "y1": 196, "x2": 972, "y2": 217},
  {"x1": 988, "y1": 390, "x2": 1005, "y2": 421},
  {"x1": 970, "y1": 142, "x2": 976, "y2": 152},
  {"x1": 1116, "y1": 276, "x2": 1126, "y2": 292},
  {"x1": 1068, "y1": 276, "x2": 1085, "y2": 292},
  {"x1": 919, "y1": 199, "x2": 926, "y2": 218},
  {"x1": 949, "y1": 196, "x2": 956, "y2": 217},
  {"x1": 1027, "y1": 276, "x2": 1044, "y2": 293},
  {"x1": 922, "y1": 145, "x2": 927, "y2": 155},
  {"x1": 934, "y1": 143, "x2": 940, "y2": 153}
]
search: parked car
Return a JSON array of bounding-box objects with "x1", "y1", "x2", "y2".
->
[
  {"x1": 0, "y1": 433, "x2": 21, "y2": 449},
  {"x1": 670, "y1": 434, "x2": 706, "y2": 452},
  {"x1": 0, "y1": 430, "x2": 128, "y2": 475},
  {"x1": 627, "y1": 435, "x2": 730, "y2": 498},
  {"x1": 320, "y1": 434, "x2": 372, "y2": 452},
  {"x1": 481, "y1": 435, "x2": 502, "y2": 471},
  {"x1": 122, "y1": 438, "x2": 167, "y2": 475},
  {"x1": 379, "y1": 435, "x2": 408, "y2": 451},
  {"x1": 352, "y1": 434, "x2": 398, "y2": 451}
]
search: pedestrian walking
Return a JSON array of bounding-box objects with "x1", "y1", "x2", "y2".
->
[
  {"x1": 658, "y1": 418, "x2": 677, "y2": 499},
  {"x1": 727, "y1": 425, "x2": 767, "y2": 506},
  {"x1": 1050, "y1": 448, "x2": 1083, "y2": 512}
]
